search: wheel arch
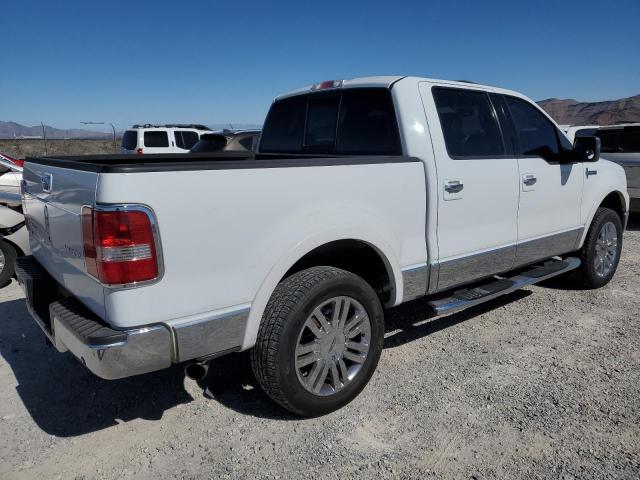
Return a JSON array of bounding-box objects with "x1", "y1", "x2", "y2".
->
[
  {"x1": 241, "y1": 232, "x2": 402, "y2": 351},
  {"x1": 578, "y1": 190, "x2": 628, "y2": 247}
]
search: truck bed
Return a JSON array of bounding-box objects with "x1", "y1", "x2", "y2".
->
[{"x1": 21, "y1": 153, "x2": 426, "y2": 335}]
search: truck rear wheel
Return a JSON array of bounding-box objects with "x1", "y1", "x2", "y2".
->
[
  {"x1": 569, "y1": 207, "x2": 623, "y2": 289},
  {"x1": 0, "y1": 240, "x2": 17, "y2": 288},
  {"x1": 250, "y1": 266, "x2": 384, "y2": 417}
]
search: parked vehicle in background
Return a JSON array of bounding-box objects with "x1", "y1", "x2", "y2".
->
[
  {"x1": 17, "y1": 76, "x2": 628, "y2": 416},
  {"x1": 564, "y1": 125, "x2": 600, "y2": 143},
  {"x1": 0, "y1": 153, "x2": 30, "y2": 287},
  {"x1": 570, "y1": 124, "x2": 640, "y2": 212},
  {"x1": 120, "y1": 124, "x2": 213, "y2": 154},
  {"x1": 190, "y1": 130, "x2": 261, "y2": 153}
]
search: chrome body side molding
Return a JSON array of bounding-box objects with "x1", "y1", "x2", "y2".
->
[
  {"x1": 513, "y1": 227, "x2": 584, "y2": 268},
  {"x1": 437, "y1": 244, "x2": 516, "y2": 292},
  {"x1": 401, "y1": 263, "x2": 429, "y2": 301},
  {"x1": 432, "y1": 227, "x2": 585, "y2": 294}
]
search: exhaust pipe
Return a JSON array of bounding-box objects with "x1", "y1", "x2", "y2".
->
[{"x1": 185, "y1": 361, "x2": 209, "y2": 381}]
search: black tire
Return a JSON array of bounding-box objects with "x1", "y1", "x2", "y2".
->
[
  {"x1": 568, "y1": 207, "x2": 623, "y2": 289},
  {"x1": 0, "y1": 239, "x2": 17, "y2": 288},
  {"x1": 250, "y1": 266, "x2": 384, "y2": 417}
]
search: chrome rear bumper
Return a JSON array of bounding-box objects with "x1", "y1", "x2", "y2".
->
[
  {"x1": 14, "y1": 256, "x2": 172, "y2": 380},
  {"x1": 14, "y1": 255, "x2": 248, "y2": 379}
]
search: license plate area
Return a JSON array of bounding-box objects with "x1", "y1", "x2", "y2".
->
[{"x1": 14, "y1": 256, "x2": 65, "y2": 334}]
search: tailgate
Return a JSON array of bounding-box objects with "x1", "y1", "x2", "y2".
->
[{"x1": 22, "y1": 160, "x2": 106, "y2": 318}]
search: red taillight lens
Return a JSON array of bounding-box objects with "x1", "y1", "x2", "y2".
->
[
  {"x1": 82, "y1": 206, "x2": 159, "y2": 285},
  {"x1": 136, "y1": 148, "x2": 143, "y2": 156},
  {"x1": 0, "y1": 152, "x2": 24, "y2": 167}
]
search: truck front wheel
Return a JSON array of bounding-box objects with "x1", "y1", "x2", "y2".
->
[
  {"x1": 250, "y1": 266, "x2": 384, "y2": 417},
  {"x1": 569, "y1": 207, "x2": 623, "y2": 289}
]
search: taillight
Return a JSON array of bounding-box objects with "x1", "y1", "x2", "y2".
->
[
  {"x1": 82, "y1": 205, "x2": 161, "y2": 285},
  {"x1": 0, "y1": 152, "x2": 24, "y2": 167},
  {"x1": 136, "y1": 148, "x2": 143, "y2": 155}
]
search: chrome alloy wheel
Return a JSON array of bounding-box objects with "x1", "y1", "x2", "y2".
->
[
  {"x1": 0, "y1": 249, "x2": 5, "y2": 275},
  {"x1": 295, "y1": 296, "x2": 371, "y2": 396},
  {"x1": 594, "y1": 221, "x2": 618, "y2": 278}
]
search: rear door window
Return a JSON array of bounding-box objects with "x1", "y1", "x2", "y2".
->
[
  {"x1": 121, "y1": 130, "x2": 138, "y2": 150},
  {"x1": 144, "y1": 131, "x2": 169, "y2": 148},
  {"x1": 432, "y1": 87, "x2": 505, "y2": 158},
  {"x1": 175, "y1": 130, "x2": 200, "y2": 149},
  {"x1": 504, "y1": 96, "x2": 560, "y2": 159}
]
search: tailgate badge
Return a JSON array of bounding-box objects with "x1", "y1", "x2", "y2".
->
[{"x1": 42, "y1": 173, "x2": 53, "y2": 193}]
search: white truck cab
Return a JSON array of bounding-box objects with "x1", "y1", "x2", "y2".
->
[
  {"x1": 17, "y1": 76, "x2": 629, "y2": 416},
  {"x1": 120, "y1": 124, "x2": 213, "y2": 154}
]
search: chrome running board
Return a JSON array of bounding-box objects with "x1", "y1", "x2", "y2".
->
[{"x1": 427, "y1": 257, "x2": 581, "y2": 316}]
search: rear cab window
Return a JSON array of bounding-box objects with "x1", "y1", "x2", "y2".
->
[
  {"x1": 260, "y1": 88, "x2": 402, "y2": 155},
  {"x1": 121, "y1": 130, "x2": 138, "y2": 150},
  {"x1": 144, "y1": 131, "x2": 169, "y2": 148}
]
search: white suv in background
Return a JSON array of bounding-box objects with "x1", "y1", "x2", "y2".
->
[{"x1": 120, "y1": 124, "x2": 213, "y2": 154}]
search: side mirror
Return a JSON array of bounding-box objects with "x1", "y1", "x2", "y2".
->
[{"x1": 574, "y1": 136, "x2": 601, "y2": 163}]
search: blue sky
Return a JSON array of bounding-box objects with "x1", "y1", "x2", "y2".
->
[{"x1": 2, "y1": 0, "x2": 639, "y2": 132}]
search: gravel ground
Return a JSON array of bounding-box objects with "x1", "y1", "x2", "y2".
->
[{"x1": 1, "y1": 217, "x2": 639, "y2": 480}]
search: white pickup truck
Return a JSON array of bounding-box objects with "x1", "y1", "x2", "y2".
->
[{"x1": 16, "y1": 76, "x2": 629, "y2": 416}]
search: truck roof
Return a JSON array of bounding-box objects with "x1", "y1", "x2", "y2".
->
[{"x1": 275, "y1": 75, "x2": 527, "y2": 102}]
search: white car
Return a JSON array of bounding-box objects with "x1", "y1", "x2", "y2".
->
[
  {"x1": 567, "y1": 124, "x2": 640, "y2": 212},
  {"x1": 0, "y1": 153, "x2": 30, "y2": 287},
  {"x1": 120, "y1": 124, "x2": 213, "y2": 154},
  {"x1": 17, "y1": 76, "x2": 628, "y2": 416}
]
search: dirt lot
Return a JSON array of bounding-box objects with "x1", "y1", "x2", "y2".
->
[
  {"x1": 1, "y1": 218, "x2": 639, "y2": 480},
  {"x1": 0, "y1": 139, "x2": 117, "y2": 158}
]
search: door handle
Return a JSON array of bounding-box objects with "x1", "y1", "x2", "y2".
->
[
  {"x1": 586, "y1": 168, "x2": 597, "y2": 177},
  {"x1": 522, "y1": 175, "x2": 537, "y2": 186},
  {"x1": 444, "y1": 181, "x2": 464, "y2": 193}
]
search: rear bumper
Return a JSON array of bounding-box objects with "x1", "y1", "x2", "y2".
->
[{"x1": 14, "y1": 256, "x2": 172, "y2": 379}]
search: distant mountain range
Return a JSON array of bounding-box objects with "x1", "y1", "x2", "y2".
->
[
  {"x1": 538, "y1": 94, "x2": 640, "y2": 126},
  {"x1": 0, "y1": 121, "x2": 262, "y2": 139},
  {"x1": 0, "y1": 121, "x2": 111, "y2": 139}
]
